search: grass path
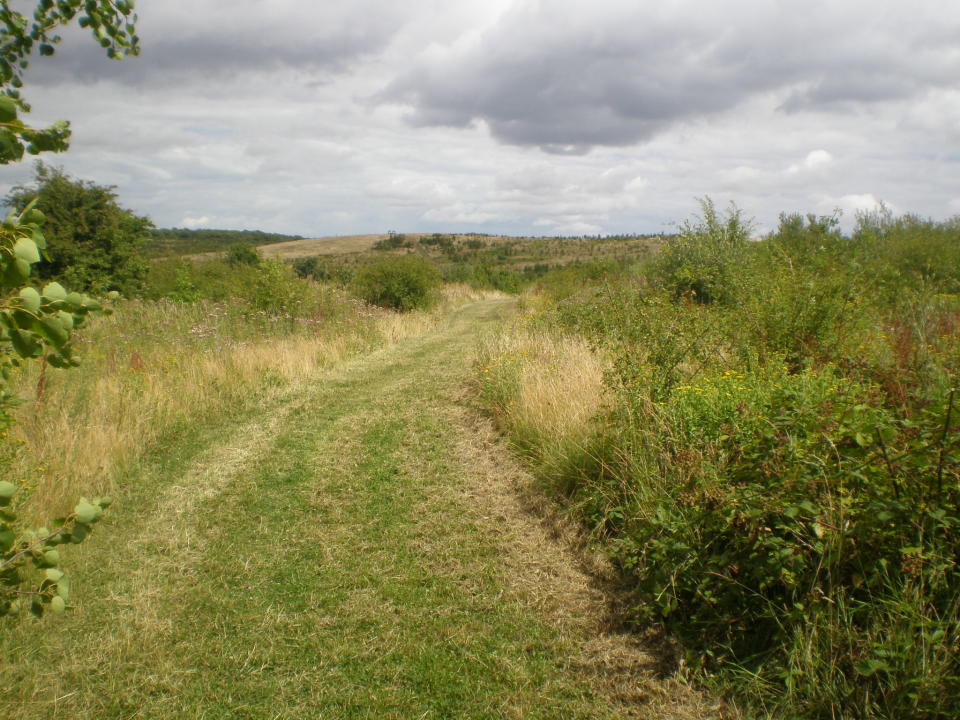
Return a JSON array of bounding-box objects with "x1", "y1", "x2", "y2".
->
[{"x1": 1, "y1": 299, "x2": 721, "y2": 719}]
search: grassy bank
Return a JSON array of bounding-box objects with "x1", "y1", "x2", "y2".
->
[{"x1": 476, "y1": 204, "x2": 960, "y2": 719}]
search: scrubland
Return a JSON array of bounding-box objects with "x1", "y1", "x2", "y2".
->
[{"x1": 476, "y1": 202, "x2": 960, "y2": 719}]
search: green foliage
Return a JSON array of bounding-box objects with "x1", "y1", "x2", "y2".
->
[
  {"x1": 486, "y1": 202, "x2": 960, "y2": 719},
  {"x1": 1, "y1": 202, "x2": 115, "y2": 619},
  {"x1": 0, "y1": 0, "x2": 138, "y2": 626},
  {"x1": 1, "y1": 0, "x2": 139, "y2": 163},
  {"x1": 442, "y1": 262, "x2": 524, "y2": 293},
  {"x1": 291, "y1": 255, "x2": 352, "y2": 284},
  {"x1": 650, "y1": 197, "x2": 751, "y2": 304},
  {"x1": 419, "y1": 233, "x2": 455, "y2": 251},
  {"x1": 353, "y1": 255, "x2": 441, "y2": 312},
  {"x1": 6, "y1": 163, "x2": 151, "y2": 294},
  {"x1": 373, "y1": 232, "x2": 410, "y2": 251},
  {"x1": 0, "y1": 201, "x2": 113, "y2": 392},
  {"x1": 145, "y1": 228, "x2": 302, "y2": 257},
  {"x1": 145, "y1": 256, "x2": 344, "y2": 321},
  {"x1": 225, "y1": 242, "x2": 261, "y2": 267},
  {"x1": 852, "y1": 209, "x2": 960, "y2": 296},
  {"x1": 0, "y1": 490, "x2": 111, "y2": 619}
]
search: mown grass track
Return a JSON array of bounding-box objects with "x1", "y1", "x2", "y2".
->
[{"x1": 1, "y1": 299, "x2": 719, "y2": 720}]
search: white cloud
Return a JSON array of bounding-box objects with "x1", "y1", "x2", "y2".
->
[
  {"x1": 787, "y1": 149, "x2": 834, "y2": 174},
  {"x1": 4, "y1": 0, "x2": 958, "y2": 237}
]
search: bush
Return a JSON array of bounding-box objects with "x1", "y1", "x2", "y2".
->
[
  {"x1": 352, "y1": 256, "x2": 441, "y2": 312},
  {"x1": 650, "y1": 197, "x2": 750, "y2": 305},
  {"x1": 373, "y1": 233, "x2": 407, "y2": 251},
  {"x1": 480, "y1": 204, "x2": 960, "y2": 719},
  {"x1": 5, "y1": 163, "x2": 151, "y2": 295},
  {"x1": 225, "y1": 243, "x2": 261, "y2": 266}
]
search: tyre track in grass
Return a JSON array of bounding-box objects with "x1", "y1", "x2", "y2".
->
[{"x1": 1, "y1": 298, "x2": 724, "y2": 719}]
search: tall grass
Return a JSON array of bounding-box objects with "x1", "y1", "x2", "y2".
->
[
  {"x1": 6, "y1": 283, "x2": 493, "y2": 523},
  {"x1": 477, "y1": 328, "x2": 606, "y2": 483}
]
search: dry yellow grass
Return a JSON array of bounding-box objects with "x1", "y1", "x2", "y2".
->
[
  {"x1": 478, "y1": 328, "x2": 607, "y2": 464},
  {"x1": 6, "y1": 289, "x2": 497, "y2": 524}
]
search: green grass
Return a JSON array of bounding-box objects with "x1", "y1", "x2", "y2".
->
[{"x1": 0, "y1": 299, "x2": 703, "y2": 719}]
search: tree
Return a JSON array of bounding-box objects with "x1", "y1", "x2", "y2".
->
[
  {"x1": 1, "y1": 0, "x2": 139, "y2": 164},
  {"x1": 6, "y1": 163, "x2": 151, "y2": 294}
]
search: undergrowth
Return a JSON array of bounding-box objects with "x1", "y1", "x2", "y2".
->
[{"x1": 477, "y1": 202, "x2": 960, "y2": 719}]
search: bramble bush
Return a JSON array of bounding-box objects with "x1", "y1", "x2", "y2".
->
[
  {"x1": 483, "y1": 199, "x2": 960, "y2": 718},
  {"x1": 352, "y1": 255, "x2": 441, "y2": 312},
  {"x1": 649, "y1": 197, "x2": 751, "y2": 305}
]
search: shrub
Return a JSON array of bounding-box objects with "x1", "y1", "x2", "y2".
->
[
  {"x1": 5, "y1": 163, "x2": 151, "y2": 295},
  {"x1": 480, "y1": 204, "x2": 960, "y2": 719},
  {"x1": 0, "y1": 203, "x2": 116, "y2": 618},
  {"x1": 352, "y1": 256, "x2": 441, "y2": 312},
  {"x1": 649, "y1": 197, "x2": 751, "y2": 305},
  {"x1": 225, "y1": 243, "x2": 261, "y2": 266},
  {"x1": 373, "y1": 233, "x2": 406, "y2": 251}
]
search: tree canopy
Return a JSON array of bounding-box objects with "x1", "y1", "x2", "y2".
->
[{"x1": 6, "y1": 163, "x2": 151, "y2": 294}]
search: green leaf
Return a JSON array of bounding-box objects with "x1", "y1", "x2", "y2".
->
[
  {"x1": 854, "y1": 659, "x2": 891, "y2": 677},
  {"x1": 13, "y1": 258, "x2": 31, "y2": 279},
  {"x1": 30, "y1": 227, "x2": 46, "y2": 250},
  {"x1": 41, "y1": 282, "x2": 67, "y2": 301},
  {"x1": 34, "y1": 317, "x2": 69, "y2": 348},
  {"x1": 74, "y1": 500, "x2": 98, "y2": 524},
  {"x1": 65, "y1": 292, "x2": 84, "y2": 309},
  {"x1": 56, "y1": 310, "x2": 74, "y2": 331},
  {"x1": 13, "y1": 237, "x2": 40, "y2": 264},
  {"x1": 23, "y1": 208, "x2": 44, "y2": 225},
  {"x1": 0, "y1": 97, "x2": 17, "y2": 123},
  {"x1": 56, "y1": 575, "x2": 70, "y2": 600},
  {"x1": 9, "y1": 328, "x2": 40, "y2": 358},
  {"x1": 18, "y1": 287, "x2": 41, "y2": 313},
  {"x1": 69, "y1": 523, "x2": 88, "y2": 544},
  {"x1": 0, "y1": 528, "x2": 15, "y2": 551},
  {"x1": 46, "y1": 353, "x2": 71, "y2": 369}
]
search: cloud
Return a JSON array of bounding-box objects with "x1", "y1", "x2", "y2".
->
[
  {"x1": 22, "y1": 0, "x2": 418, "y2": 88},
  {"x1": 5, "y1": 0, "x2": 959, "y2": 239},
  {"x1": 787, "y1": 149, "x2": 834, "y2": 174},
  {"x1": 181, "y1": 215, "x2": 210, "y2": 228},
  {"x1": 378, "y1": 0, "x2": 960, "y2": 152}
]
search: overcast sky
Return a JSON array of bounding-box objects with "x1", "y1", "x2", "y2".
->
[{"x1": 3, "y1": 0, "x2": 959, "y2": 236}]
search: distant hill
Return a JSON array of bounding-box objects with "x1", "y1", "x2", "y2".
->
[{"x1": 146, "y1": 228, "x2": 304, "y2": 257}]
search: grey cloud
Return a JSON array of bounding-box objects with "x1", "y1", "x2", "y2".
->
[
  {"x1": 379, "y1": 0, "x2": 960, "y2": 152},
  {"x1": 22, "y1": 1, "x2": 411, "y2": 88}
]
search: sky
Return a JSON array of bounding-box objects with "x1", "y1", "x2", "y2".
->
[{"x1": 3, "y1": 0, "x2": 960, "y2": 237}]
